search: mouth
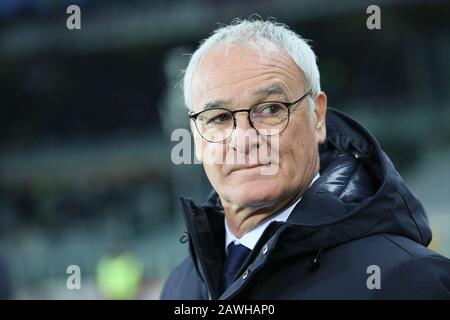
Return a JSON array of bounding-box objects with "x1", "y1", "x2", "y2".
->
[{"x1": 228, "y1": 163, "x2": 271, "y2": 175}]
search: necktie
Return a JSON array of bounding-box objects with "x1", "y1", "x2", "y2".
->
[{"x1": 222, "y1": 243, "x2": 251, "y2": 290}]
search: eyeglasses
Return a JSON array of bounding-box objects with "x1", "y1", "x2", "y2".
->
[{"x1": 189, "y1": 91, "x2": 311, "y2": 143}]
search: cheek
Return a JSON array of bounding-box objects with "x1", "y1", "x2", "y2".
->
[
  {"x1": 194, "y1": 134, "x2": 226, "y2": 164},
  {"x1": 279, "y1": 126, "x2": 316, "y2": 172},
  {"x1": 202, "y1": 162, "x2": 219, "y2": 184},
  {"x1": 200, "y1": 143, "x2": 227, "y2": 183}
]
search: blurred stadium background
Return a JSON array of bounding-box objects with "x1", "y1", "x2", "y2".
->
[{"x1": 0, "y1": 0, "x2": 449, "y2": 299}]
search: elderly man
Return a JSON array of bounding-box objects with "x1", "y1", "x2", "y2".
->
[{"x1": 161, "y1": 19, "x2": 450, "y2": 299}]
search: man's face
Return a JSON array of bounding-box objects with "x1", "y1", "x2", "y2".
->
[{"x1": 190, "y1": 45, "x2": 326, "y2": 211}]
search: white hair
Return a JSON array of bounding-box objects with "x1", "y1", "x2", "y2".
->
[{"x1": 183, "y1": 18, "x2": 321, "y2": 111}]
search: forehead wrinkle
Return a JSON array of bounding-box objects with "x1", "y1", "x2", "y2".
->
[
  {"x1": 260, "y1": 60, "x2": 304, "y2": 85},
  {"x1": 197, "y1": 73, "x2": 294, "y2": 111},
  {"x1": 257, "y1": 52, "x2": 306, "y2": 85},
  {"x1": 207, "y1": 66, "x2": 296, "y2": 93},
  {"x1": 193, "y1": 50, "x2": 305, "y2": 110}
]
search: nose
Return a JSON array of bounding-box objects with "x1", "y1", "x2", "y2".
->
[
  {"x1": 234, "y1": 111, "x2": 254, "y2": 131},
  {"x1": 228, "y1": 111, "x2": 259, "y2": 154}
]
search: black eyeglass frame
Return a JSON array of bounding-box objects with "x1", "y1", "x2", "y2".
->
[{"x1": 189, "y1": 91, "x2": 312, "y2": 143}]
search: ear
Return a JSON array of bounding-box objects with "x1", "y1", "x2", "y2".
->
[{"x1": 313, "y1": 91, "x2": 327, "y2": 144}]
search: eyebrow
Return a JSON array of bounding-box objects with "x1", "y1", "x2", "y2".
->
[
  {"x1": 252, "y1": 84, "x2": 288, "y2": 101},
  {"x1": 202, "y1": 99, "x2": 233, "y2": 111}
]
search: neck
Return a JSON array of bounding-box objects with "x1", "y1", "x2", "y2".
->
[
  {"x1": 223, "y1": 204, "x2": 279, "y2": 239},
  {"x1": 222, "y1": 180, "x2": 311, "y2": 239}
]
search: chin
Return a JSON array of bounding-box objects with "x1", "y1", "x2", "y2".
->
[{"x1": 226, "y1": 179, "x2": 279, "y2": 207}]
